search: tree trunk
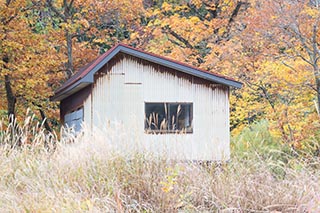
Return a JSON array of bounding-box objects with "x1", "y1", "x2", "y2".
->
[
  {"x1": 46, "y1": 0, "x2": 74, "y2": 78},
  {"x1": 66, "y1": 29, "x2": 73, "y2": 78},
  {"x1": 4, "y1": 74, "x2": 21, "y2": 147},
  {"x1": 4, "y1": 75, "x2": 16, "y2": 121},
  {"x1": 316, "y1": 76, "x2": 320, "y2": 114},
  {"x1": 38, "y1": 107, "x2": 56, "y2": 151},
  {"x1": 31, "y1": 101, "x2": 53, "y2": 132},
  {"x1": 39, "y1": 108, "x2": 52, "y2": 132},
  {"x1": 2, "y1": 56, "x2": 16, "y2": 120}
]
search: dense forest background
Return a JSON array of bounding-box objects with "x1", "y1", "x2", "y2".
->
[{"x1": 1, "y1": 0, "x2": 320, "y2": 153}]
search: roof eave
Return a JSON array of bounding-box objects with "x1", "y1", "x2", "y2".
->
[
  {"x1": 51, "y1": 81, "x2": 92, "y2": 101},
  {"x1": 120, "y1": 47, "x2": 243, "y2": 88},
  {"x1": 52, "y1": 44, "x2": 242, "y2": 101}
]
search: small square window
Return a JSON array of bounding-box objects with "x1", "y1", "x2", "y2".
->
[{"x1": 145, "y1": 102, "x2": 193, "y2": 134}]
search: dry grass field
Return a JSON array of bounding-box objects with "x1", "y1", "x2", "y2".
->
[{"x1": 0, "y1": 118, "x2": 319, "y2": 212}]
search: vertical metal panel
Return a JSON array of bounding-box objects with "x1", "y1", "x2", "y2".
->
[
  {"x1": 85, "y1": 55, "x2": 230, "y2": 161},
  {"x1": 83, "y1": 94, "x2": 91, "y2": 128},
  {"x1": 90, "y1": 61, "x2": 126, "y2": 129}
]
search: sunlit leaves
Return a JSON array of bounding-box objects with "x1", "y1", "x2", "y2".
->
[{"x1": 1, "y1": 0, "x2": 320, "y2": 147}]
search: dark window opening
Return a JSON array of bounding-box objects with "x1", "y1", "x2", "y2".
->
[
  {"x1": 64, "y1": 107, "x2": 83, "y2": 133},
  {"x1": 145, "y1": 102, "x2": 193, "y2": 134}
]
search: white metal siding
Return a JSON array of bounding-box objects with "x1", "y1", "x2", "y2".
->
[
  {"x1": 83, "y1": 56, "x2": 230, "y2": 161},
  {"x1": 83, "y1": 94, "x2": 92, "y2": 129}
]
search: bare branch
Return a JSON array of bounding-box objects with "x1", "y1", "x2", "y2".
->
[
  {"x1": 228, "y1": 1, "x2": 243, "y2": 24},
  {"x1": 68, "y1": 0, "x2": 74, "y2": 11},
  {"x1": 311, "y1": 18, "x2": 320, "y2": 64},
  {"x1": 282, "y1": 60, "x2": 300, "y2": 73},
  {"x1": 162, "y1": 26, "x2": 193, "y2": 49}
]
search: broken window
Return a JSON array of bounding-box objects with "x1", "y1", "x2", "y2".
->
[{"x1": 145, "y1": 102, "x2": 193, "y2": 133}]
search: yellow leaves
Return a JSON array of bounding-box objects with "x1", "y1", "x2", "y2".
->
[
  {"x1": 60, "y1": 23, "x2": 71, "y2": 31},
  {"x1": 231, "y1": 54, "x2": 319, "y2": 144},
  {"x1": 176, "y1": 5, "x2": 189, "y2": 11},
  {"x1": 3, "y1": 40, "x2": 23, "y2": 51},
  {"x1": 150, "y1": 8, "x2": 161, "y2": 16},
  {"x1": 161, "y1": 2, "x2": 172, "y2": 11},
  {"x1": 218, "y1": 27, "x2": 227, "y2": 37},
  {"x1": 92, "y1": 38, "x2": 105, "y2": 44},
  {"x1": 154, "y1": 18, "x2": 162, "y2": 26},
  {"x1": 0, "y1": 0, "x2": 318, "y2": 148},
  {"x1": 0, "y1": 0, "x2": 66, "y2": 119},
  {"x1": 225, "y1": 0, "x2": 235, "y2": 7},
  {"x1": 219, "y1": 0, "x2": 236, "y2": 13},
  {"x1": 130, "y1": 32, "x2": 138, "y2": 40},
  {"x1": 268, "y1": 100, "x2": 317, "y2": 145},
  {"x1": 160, "y1": 166, "x2": 179, "y2": 193},
  {"x1": 190, "y1": 0, "x2": 202, "y2": 8},
  {"x1": 302, "y1": 5, "x2": 320, "y2": 18},
  {"x1": 190, "y1": 16, "x2": 200, "y2": 24}
]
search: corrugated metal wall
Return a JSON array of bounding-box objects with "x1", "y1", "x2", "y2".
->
[{"x1": 83, "y1": 56, "x2": 230, "y2": 161}]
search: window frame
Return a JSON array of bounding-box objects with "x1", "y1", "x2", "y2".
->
[{"x1": 144, "y1": 102, "x2": 193, "y2": 134}]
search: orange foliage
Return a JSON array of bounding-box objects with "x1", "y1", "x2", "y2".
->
[{"x1": 1, "y1": 0, "x2": 320, "y2": 148}]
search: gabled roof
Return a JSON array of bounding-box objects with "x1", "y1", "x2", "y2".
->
[{"x1": 51, "y1": 43, "x2": 242, "y2": 101}]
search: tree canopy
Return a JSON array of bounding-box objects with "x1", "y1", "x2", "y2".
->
[{"x1": 1, "y1": 0, "x2": 320, "y2": 151}]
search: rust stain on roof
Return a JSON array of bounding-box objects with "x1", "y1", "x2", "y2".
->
[{"x1": 54, "y1": 43, "x2": 242, "y2": 98}]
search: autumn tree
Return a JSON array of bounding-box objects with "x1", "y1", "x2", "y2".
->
[
  {"x1": 131, "y1": 0, "x2": 249, "y2": 68},
  {"x1": 0, "y1": 0, "x2": 145, "y2": 126},
  {"x1": 129, "y1": 0, "x2": 320, "y2": 148},
  {"x1": 253, "y1": 0, "x2": 320, "y2": 111},
  {"x1": 0, "y1": 0, "x2": 64, "y2": 127},
  {"x1": 2, "y1": 0, "x2": 320, "y2": 150},
  {"x1": 44, "y1": 0, "x2": 145, "y2": 78},
  {"x1": 0, "y1": 0, "x2": 28, "y2": 119},
  {"x1": 229, "y1": 0, "x2": 320, "y2": 147}
]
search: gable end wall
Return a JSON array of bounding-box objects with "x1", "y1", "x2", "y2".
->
[{"x1": 80, "y1": 54, "x2": 230, "y2": 161}]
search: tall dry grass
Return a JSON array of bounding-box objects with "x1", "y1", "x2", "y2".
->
[{"x1": 0, "y1": 117, "x2": 319, "y2": 212}]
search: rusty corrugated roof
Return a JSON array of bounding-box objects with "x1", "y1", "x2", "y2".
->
[{"x1": 52, "y1": 43, "x2": 242, "y2": 101}]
